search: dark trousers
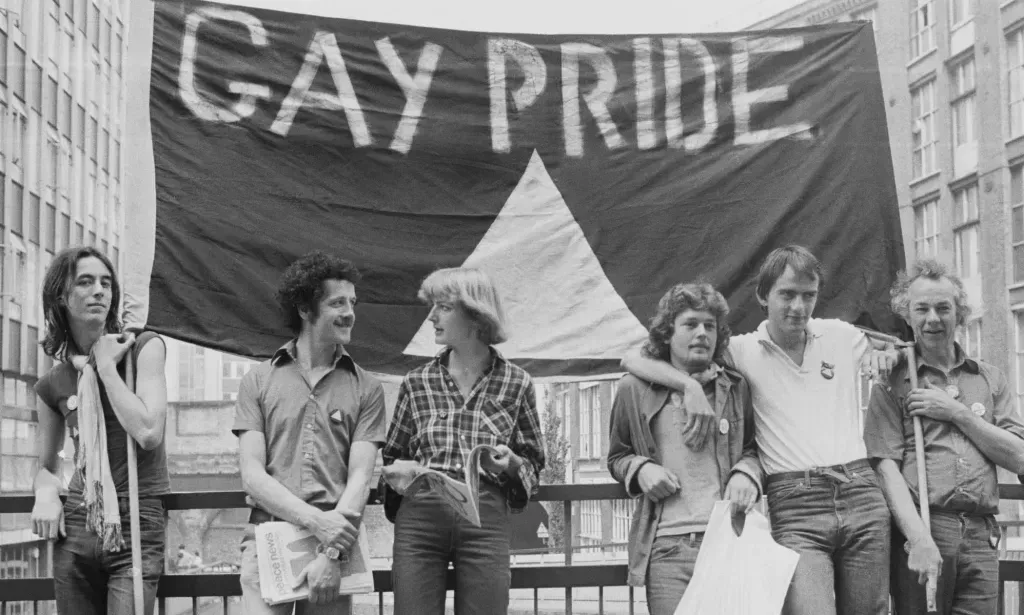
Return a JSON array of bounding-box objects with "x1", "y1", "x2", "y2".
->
[
  {"x1": 392, "y1": 482, "x2": 511, "y2": 615},
  {"x1": 767, "y1": 466, "x2": 891, "y2": 615},
  {"x1": 891, "y1": 511, "x2": 1000, "y2": 615},
  {"x1": 54, "y1": 497, "x2": 166, "y2": 615}
]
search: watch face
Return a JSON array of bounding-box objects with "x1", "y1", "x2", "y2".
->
[{"x1": 325, "y1": 546, "x2": 341, "y2": 560}]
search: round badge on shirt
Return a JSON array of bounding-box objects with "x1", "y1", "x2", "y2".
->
[
  {"x1": 719, "y1": 419, "x2": 729, "y2": 435},
  {"x1": 670, "y1": 392, "x2": 684, "y2": 407},
  {"x1": 945, "y1": 384, "x2": 961, "y2": 400},
  {"x1": 66, "y1": 395, "x2": 79, "y2": 410},
  {"x1": 971, "y1": 402, "x2": 986, "y2": 417}
]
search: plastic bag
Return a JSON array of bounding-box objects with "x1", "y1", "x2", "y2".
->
[{"x1": 674, "y1": 500, "x2": 799, "y2": 615}]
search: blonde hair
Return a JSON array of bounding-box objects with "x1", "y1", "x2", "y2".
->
[{"x1": 417, "y1": 268, "x2": 508, "y2": 345}]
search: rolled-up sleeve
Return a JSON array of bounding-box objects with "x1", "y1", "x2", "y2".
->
[
  {"x1": 503, "y1": 380, "x2": 545, "y2": 513},
  {"x1": 232, "y1": 369, "x2": 264, "y2": 437},
  {"x1": 864, "y1": 382, "x2": 905, "y2": 462},
  {"x1": 988, "y1": 367, "x2": 1024, "y2": 440}
]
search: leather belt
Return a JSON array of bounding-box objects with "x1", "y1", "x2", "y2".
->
[{"x1": 766, "y1": 458, "x2": 873, "y2": 486}]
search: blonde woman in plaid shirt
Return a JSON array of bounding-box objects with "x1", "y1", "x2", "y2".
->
[{"x1": 381, "y1": 267, "x2": 545, "y2": 615}]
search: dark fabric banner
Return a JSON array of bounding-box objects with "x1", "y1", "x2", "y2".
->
[{"x1": 146, "y1": 0, "x2": 903, "y2": 376}]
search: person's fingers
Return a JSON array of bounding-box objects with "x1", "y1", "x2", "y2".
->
[{"x1": 58, "y1": 515, "x2": 66, "y2": 539}]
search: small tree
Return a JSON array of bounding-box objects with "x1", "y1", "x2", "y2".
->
[{"x1": 540, "y1": 409, "x2": 571, "y2": 551}]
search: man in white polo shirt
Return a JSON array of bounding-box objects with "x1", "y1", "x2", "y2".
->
[{"x1": 623, "y1": 245, "x2": 899, "y2": 615}]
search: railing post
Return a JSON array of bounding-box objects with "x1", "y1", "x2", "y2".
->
[{"x1": 564, "y1": 499, "x2": 573, "y2": 615}]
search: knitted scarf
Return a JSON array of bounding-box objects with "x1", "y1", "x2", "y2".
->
[{"x1": 71, "y1": 355, "x2": 125, "y2": 552}]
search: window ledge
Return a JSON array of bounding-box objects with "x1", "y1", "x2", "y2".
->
[
  {"x1": 1007, "y1": 132, "x2": 1024, "y2": 148},
  {"x1": 950, "y1": 19, "x2": 974, "y2": 34},
  {"x1": 910, "y1": 171, "x2": 942, "y2": 189},
  {"x1": 908, "y1": 48, "x2": 938, "y2": 70}
]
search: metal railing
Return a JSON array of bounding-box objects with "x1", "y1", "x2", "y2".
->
[{"x1": 2, "y1": 483, "x2": 1024, "y2": 614}]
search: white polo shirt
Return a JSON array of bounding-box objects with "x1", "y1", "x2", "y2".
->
[{"x1": 730, "y1": 318, "x2": 869, "y2": 476}]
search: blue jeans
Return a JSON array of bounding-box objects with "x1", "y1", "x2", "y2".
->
[
  {"x1": 645, "y1": 532, "x2": 702, "y2": 615},
  {"x1": 891, "y1": 512, "x2": 999, "y2": 615},
  {"x1": 54, "y1": 497, "x2": 166, "y2": 615},
  {"x1": 767, "y1": 467, "x2": 891, "y2": 615},
  {"x1": 392, "y1": 482, "x2": 510, "y2": 615}
]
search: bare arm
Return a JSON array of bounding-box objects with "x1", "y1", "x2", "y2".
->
[
  {"x1": 31, "y1": 403, "x2": 66, "y2": 540},
  {"x1": 333, "y1": 441, "x2": 380, "y2": 518},
  {"x1": 96, "y1": 337, "x2": 167, "y2": 451},
  {"x1": 238, "y1": 430, "x2": 325, "y2": 528},
  {"x1": 873, "y1": 459, "x2": 929, "y2": 544}
]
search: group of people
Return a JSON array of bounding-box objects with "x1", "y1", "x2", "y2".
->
[
  {"x1": 26, "y1": 247, "x2": 545, "y2": 615},
  {"x1": 21, "y1": 242, "x2": 1024, "y2": 615},
  {"x1": 613, "y1": 245, "x2": 1024, "y2": 615}
]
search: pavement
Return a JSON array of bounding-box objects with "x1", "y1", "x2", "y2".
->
[{"x1": 352, "y1": 587, "x2": 648, "y2": 615}]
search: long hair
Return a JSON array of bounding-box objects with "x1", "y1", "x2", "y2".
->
[
  {"x1": 41, "y1": 246, "x2": 122, "y2": 361},
  {"x1": 643, "y1": 282, "x2": 731, "y2": 363},
  {"x1": 277, "y1": 251, "x2": 362, "y2": 334}
]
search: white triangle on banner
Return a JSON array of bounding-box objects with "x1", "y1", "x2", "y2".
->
[{"x1": 403, "y1": 150, "x2": 648, "y2": 360}]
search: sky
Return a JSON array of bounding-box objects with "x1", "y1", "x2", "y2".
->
[{"x1": 208, "y1": 0, "x2": 808, "y2": 34}]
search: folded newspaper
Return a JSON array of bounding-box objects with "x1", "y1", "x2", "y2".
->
[
  {"x1": 382, "y1": 444, "x2": 499, "y2": 527},
  {"x1": 254, "y1": 521, "x2": 374, "y2": 605}
]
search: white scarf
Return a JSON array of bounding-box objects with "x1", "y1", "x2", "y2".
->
[{"x1": 71, "y1": 355, "x2": 125, "y2": 552}]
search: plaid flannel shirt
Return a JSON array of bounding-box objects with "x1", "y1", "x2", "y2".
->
[{"x1": 381, "y1": 348, "x2": 545, "y2": 512}]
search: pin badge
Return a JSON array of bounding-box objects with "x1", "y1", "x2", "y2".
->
[
  {"x1": 820, "y1": 361, "x2": 835, "y2": 380},
  {"x1": 945, "y1": 384, "x2": 961, "y2": 400},
  {"x1": 670, "y1": 392, "x2": 684, "y2": 407},
  {"x1": 971, "y1": 402, "x2": 986, "y2": 417},
  {"x1": 66, "y1": 395, "x2": 79, "y2": 410},
  {"x1": 719, "y1": 419, "x2": 730, "y2": 435}
]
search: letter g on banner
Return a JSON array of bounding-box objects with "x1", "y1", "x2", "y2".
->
[{"x1": 180, "y1": 8, "x2": 271, "y2": 123}]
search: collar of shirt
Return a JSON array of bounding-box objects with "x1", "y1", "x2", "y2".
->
[
  {"x1": 270, "y1": 339, "x2": 355, "y2": 372},
  {"x1": 754, "y1": 318, "x2": 824, "y2": 350},
  {"x1": 431, "y1": 346, "x2": 506, "y2": 375},
  {"x1": 904, "y1": 342, "x2": 978, "y2": 382}
]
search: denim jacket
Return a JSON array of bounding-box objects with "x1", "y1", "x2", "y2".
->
[{"x1": 606, "y1": 367, "x2": 763, "y2": 587}]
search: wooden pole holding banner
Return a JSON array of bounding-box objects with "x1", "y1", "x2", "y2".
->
[
  {"x1": 856, "y1": 327, "x2": 937, "y2": 612},
  {"x1": 124, "y1": 341, "x2": 145, "y2": 615},
  {"x1": 905, "y1": 348, "x2": 938, "y2": 613}
]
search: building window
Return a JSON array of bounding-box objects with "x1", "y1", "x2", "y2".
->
[
  {"x1": 61, "y1": 91, "x2": 71, "y2": 135},
  {"x1": 959, "y1": 318, "x2": 981, "y2": 358},
  {"x1": 1012, "y1": 165, "x2": 1024, "y2": 282},
  {"x1": 11, "y1": 108, "x2": 26, "y2": 168},
  {"x1": 911, "y1": 81, "x2": 937, "y2": 178},
  {"x1": 0, "y1": 418, "x2": 37, "y2": 492},
  {"x1": 953, "y1": 184, "x2": 979, "y2": 281},
  {"x1": 11, "y1": 45, "x2": 25, "y2": 102},
  {"x1": 89, "y1": 3, "x2": 100, "y2": 47},
  {"x1": 950, "y1": 0, "x2": 972, "y2": 26},
  {"x1": 951, "y1": 57, "x2": 975, "y2": 147},
  {"x1": 10, "y1": 182, "x2": 23, "y2": 236},
  {"x1": 910, "y1": 0, "x2": 935, "y2": 60},
  {"x1": 578, "y1": 388, "x2": 591, "y2": 459},
  {"x1": 579, "y1": 500, "x2": 602, "y2": 547},
  {"x1": 1016, "y1": 311, "x2": 1024, "y2": 413},
  {"x1": 89, "y1": 116, "x2": 98, "y2": 162},
  {"x1": 0, "y1": 30, "x2": 7, "y2": 85},
  {"x1": 28, "y1": 63, "x2": 41, "y2": 114},
  {"x1": 1010, "y1": 30, "x2": 1024, "y2": 138},
  {"x1": 578, "y1": 385, "x2": 601, "y2": 459},
  {"x1": 611, "y1": 499, "x2": 631, "y2": 545},
  {"x1": 914, "y1": 200, "x2": 939, "y2": 259}
]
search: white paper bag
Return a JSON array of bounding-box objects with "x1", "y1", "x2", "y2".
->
[{"x1": 674, "y1": 501, "x2": 799, "y2": 615}]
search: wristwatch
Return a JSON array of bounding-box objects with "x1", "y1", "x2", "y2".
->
[{"x1": 316, "y1": 543, "x2": 345, "y2": 561}]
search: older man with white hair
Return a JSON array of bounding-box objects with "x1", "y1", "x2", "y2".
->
[{"x1": 866, "y1": 258, "x2": 1024, "y2": 615}]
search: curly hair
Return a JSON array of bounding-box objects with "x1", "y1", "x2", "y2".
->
[
  {"x1": 890, "y1": 258, "x2": 971, "y2": 327},
  {"x1": 643, "y1": 282, "x2": 730, "y2": 363},
  {"x1": 277, "y1": 252, "x2": 362, "y2": 334},
  {"x1": 41, "y1": 246, "x2": 123, "y2": 361}
]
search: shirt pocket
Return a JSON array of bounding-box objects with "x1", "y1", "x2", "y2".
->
[{"x1": 479, "y1": 398, "x2": 517, "y2": 446}]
